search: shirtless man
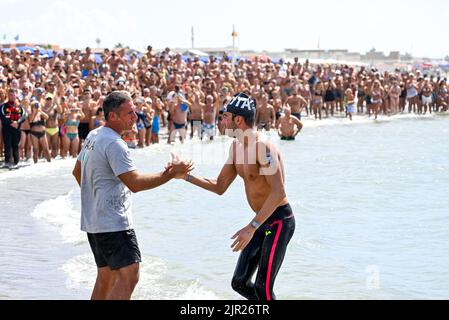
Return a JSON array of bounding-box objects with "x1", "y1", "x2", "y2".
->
[
  {"x1": 189, "y1": 89, "x2": 204, "y2": 139},
  {"x1": 284, "y1": 88, "x2": 308, "y2": 120},
  {"x1": 202, "y1": 95, "x2": 216, "y2": 140},
  {"x1": 271, "y1": 91, "x2": 283, "y2": 120},
  {"x1": 106, "y1": 50, "x2": 124, "y2": 77},
  {"x1": 421, "y1": 79, "x2": 433, "y2": 114},
  {"x1": 217, "y1": 86, "x2": 232, "y2": 135},
  {"x1": 275, "y1": 106, "x2": 303, "y2": 140},
  {"x1": 175, "y1": 93, "x2": 295, "y2": 300},
  {"x1": 80, "y1": 47, "x2": 98, "y2": 78},
  {"x1": 78, "y1": 89, "x2": 97, "y2": 149},
  {"x1": 149, "y1": 86, "x2": 165, "y2": 127},
  {"x1": 171, "y1": 94, "x2": 191, "y2": 144},
  {"x1": 255, "y1": 93, "x2": 275, "y2": 131}
]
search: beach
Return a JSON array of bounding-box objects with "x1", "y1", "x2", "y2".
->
[{"x1": 2, "y1": 113, "x2": 449, "y2": 299}]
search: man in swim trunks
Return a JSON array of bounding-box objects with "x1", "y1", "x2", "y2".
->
[
  {"x1": 255, "y1": 92, "x2": 275, "y2": 131},
  {"x1": 202, "y1": 95, "x2": 216, "y2": 140},
  {"x1": 276, "y1": 105, "x2": 303, "y2": 140},
  {"x1": 171, "y1": 93, "x2": 191, "y2": 144},
  {"x1": 284, "y1": 87, "x2": 308, "y2": 120},
  {"x1": 174, "y1": 93, "x2": 295, "y2": 300},
  {"x1": 72, "y1": 91, "x2": 192, "y2": 300}
]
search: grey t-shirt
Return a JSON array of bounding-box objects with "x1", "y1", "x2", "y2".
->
[{"x1": 77, "y1": 126, "x2": 137, "y2": 233}]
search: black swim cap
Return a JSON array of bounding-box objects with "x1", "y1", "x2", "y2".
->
[{"x1": 223, "y1": 92, "x2": 256, "y2": 117}]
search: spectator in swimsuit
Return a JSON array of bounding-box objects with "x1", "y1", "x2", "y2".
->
[
  {"x1": 276, "y1": 105, "x2": 303, "y2": 140},
  {"x1": 19, "y1": 98, "x2": 32, "y2": 162},
  {"x1": 312, "y1": 82, "x2": 324, "y2": 120},
  {"x1": 90, "y1": 107, "x2": 106, "y2": 131},
  {"x1": 28, "y1": 101, "x2": 51, "y2": 163},
  {"x1": 63, "y1": 106, "x2": 85, "y2": 158}
]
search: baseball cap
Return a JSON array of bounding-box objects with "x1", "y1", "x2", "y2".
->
[
  {"x1": 45, "y1": 93, "x2": 54, "y2": 100},
  {"x1": 223, "y1": 93, "x2": 256, "y2": 117}
]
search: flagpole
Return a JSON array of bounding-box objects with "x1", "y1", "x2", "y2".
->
[{"x1": 232, "y1": 25, "x2": 237, "y2": 68}]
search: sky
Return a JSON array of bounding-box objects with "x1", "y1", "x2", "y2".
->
[{"x1": 1, "y1": 0, "x2": 448, "y2": 59}]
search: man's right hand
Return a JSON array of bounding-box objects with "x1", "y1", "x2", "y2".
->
[
  {"x1": 168, "y1": 161, "x2": 193, "y2": 179},
  {"x1": 166, "y1": 153, "x2": 194, "y2": 179}
]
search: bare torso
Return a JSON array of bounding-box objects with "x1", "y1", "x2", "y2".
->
[
  {"x1": 278, "y1": 116, "x2": 299, "y2": 137},
  {"x1": 232, "y1": 136, "x2": 288, "y2": 213}
]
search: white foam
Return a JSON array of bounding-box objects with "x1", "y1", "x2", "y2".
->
[
  {"x1": 61, "y1": 254, "x2": 96, "y2": 290},
  {"x1": 30, "y1": 190, "x2": 85, "y2": 244},
  {"x1": 176, "y1": 282, "x2": 221, "y2": 300},
  {"x1": 62, "y1": 253, "x2": 221, "y2": 299},
  {"x1": 300, "y1": 111, "x2": 443, "y2": 129},
  {"x1": 0, "y1": 157, "x2": 76, "y2": 181}
]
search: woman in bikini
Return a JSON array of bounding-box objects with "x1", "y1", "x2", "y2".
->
[
  {"x1": 371, "y1": 80, "x2": 384, "y2": 120},
  {"x1": 63, "y1": 106, "x2": 85, "y2": 158},
  {"x1": 90, "y1": 107, "x2": 105, "y2": 131},
  {"x1": 312, "y1": 81, "x2": 324, "y2": 120},
  {"x1": 19, "y1": 97, "x2": 32, "y2": 162},
  {"x1": 388, "y1": 79, "x2": 401, "y2": 115},
  {"x1": 42, "y1": 94, "x2": 61, "y2": 159},
  {"x1": 134, "y1": 97, "x2": 151, "y2": 148},
  {"x1": 28, "y1": 101, "x2": 51, "y2": 163}
]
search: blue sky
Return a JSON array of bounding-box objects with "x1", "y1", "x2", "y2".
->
[{"x1": 1, "y1": 0, "x2": 448, "y2": 58}]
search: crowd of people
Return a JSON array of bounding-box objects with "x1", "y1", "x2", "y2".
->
[{"x1": 1, "y1": 45, "x2": 448, "y2": 168}]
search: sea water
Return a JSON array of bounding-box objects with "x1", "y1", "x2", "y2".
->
[{"x1": 1, "y1": 113, "x2": 449, "y2": 299}]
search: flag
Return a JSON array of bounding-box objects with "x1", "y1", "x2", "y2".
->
[
  {"x1": 2, "y1": 34, "x2": 6, "y2": 40},
  {"x1": 14, "y1": 34, "x2": 19, "y2": 41},
  {"x1": 232, "y1": 31, "x2": 238, "y2": 38}
]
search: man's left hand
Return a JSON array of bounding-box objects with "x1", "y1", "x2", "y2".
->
[{"x1": 231, "y1": 225, "x2": 256, "y2": 252}]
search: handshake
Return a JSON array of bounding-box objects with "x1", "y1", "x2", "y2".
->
[{"x1": 165, "y1": 153, "x2": 194, "y2": 180}]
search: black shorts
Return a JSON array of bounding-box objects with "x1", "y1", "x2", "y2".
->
[{"x1": 87, "y1": 229, "x2": 141, "y2": 270}]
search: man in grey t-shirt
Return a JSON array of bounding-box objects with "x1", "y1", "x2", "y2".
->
[{"x1": 72, "y1": 91, "x2": 192, "y2": 300}]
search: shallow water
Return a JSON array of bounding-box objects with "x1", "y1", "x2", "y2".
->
[{"x1": 1, "y1": 113, "x2": 449, "y2": 299}]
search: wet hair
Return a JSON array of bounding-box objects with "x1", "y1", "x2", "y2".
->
[
  {"x1": 232, "y1": 113, "x2": 255, "y2": 127},
  {"x1": 103, "y1": 91, "x2": 131, "y2": 121}
]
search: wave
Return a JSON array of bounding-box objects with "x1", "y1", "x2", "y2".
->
[
  {"x1": 0, "y1": 157, "x2": 76, "y2": 181},
  {"x1": 30, "y1": 189, "x2": 85, "y2": 245},
  {"x1": 62, "y1": 254, "x2": 223, "y2": 299}
]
